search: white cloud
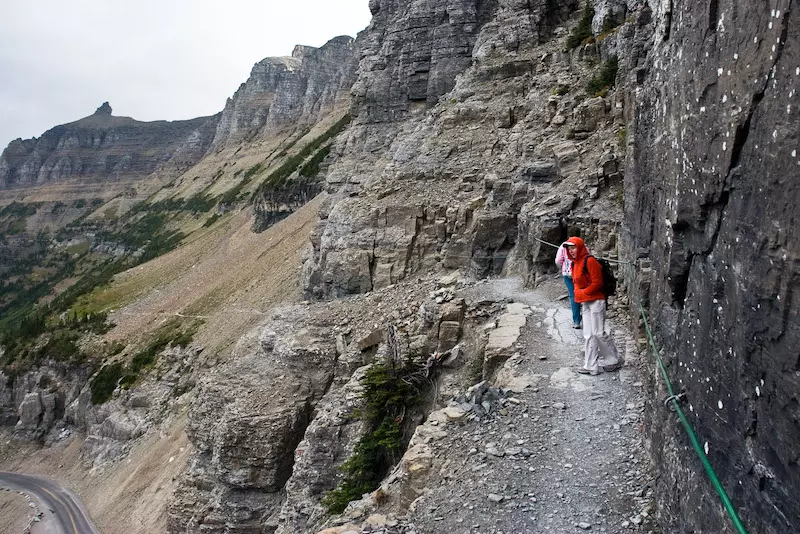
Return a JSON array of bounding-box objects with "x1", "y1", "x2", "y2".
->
[{"x1": 0, "y1": 0, "x2": 372, "y2": 149}]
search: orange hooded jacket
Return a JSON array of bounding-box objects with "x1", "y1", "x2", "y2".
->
[{"x1": 566, "y1": 237, "x2": 605, "y2": 303}]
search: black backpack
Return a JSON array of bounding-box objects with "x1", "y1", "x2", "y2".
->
[{"x1": 583, "y1": 255, "x2": 617, "y2": 297}]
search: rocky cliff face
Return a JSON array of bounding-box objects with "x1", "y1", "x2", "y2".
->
[
  {"x1": 166, "y1": 283, "x2": 436, "y2": 532},
  {"x1": 621, "y1": 0, "x2": 800, "y2": 532},
  {"x1": 210, "y1": 36, "x2": 358, "y2": 151},
  {"x1": 0, "y1": 345, "x2": 199, "y2": 465},
  {"x1": 294, "y1": 0, "x2": 800, "y2": 530},
  {"x1": 0, "y1": 103, "x2": 219, "y2": 189},
  {"x1": 302, "y1": 0, "x2": 628, "y2": 300},
  {"x1": 625, "y1": 1, "x2": 800, "y2": 533}
]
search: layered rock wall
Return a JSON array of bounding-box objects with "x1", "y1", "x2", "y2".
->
[
  {"x1": 0, "y1": 103, "x2": 219, "y2": 188},
  {"x1": 622, "y1": 1, "x2": 800, "y2": 532},
  {"x1": 302, "y1": 0, "x2": 639, "y2": 300},
  {"x1": 168, "y1": 307, "x2": 340, "y2": 532},
  {"x1": 210, "y1": 36, "x2": 358, "y2": 151}
]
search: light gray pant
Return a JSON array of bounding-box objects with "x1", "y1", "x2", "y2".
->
[{"x1": 581, "y1": 299, "x2": 621, "y2": 372}]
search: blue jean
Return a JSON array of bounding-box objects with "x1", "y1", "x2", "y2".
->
[{"x1": 563, "y1": 276, "x2": 581, "y2": 326}]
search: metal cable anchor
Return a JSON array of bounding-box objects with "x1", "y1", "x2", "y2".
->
[{"x1": 663, "y1": 392, "x2": 686, "y2": 410}]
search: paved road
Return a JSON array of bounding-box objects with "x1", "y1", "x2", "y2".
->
[{"x1": 0, "y1": 471, "x2": 100, "y2": 534}]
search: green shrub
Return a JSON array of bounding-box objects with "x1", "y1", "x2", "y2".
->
[
  {"x1": 566, "y1": 2, "x2": 595, "y2": 50},
  {"x1": 130, "y1": 350, "x2": 155, "y2": 373},
  {"x1": 129, "y1": 317, "x2": 198, "y2": 375},
  {"x1": 4, "y1": 219, "x2": 26, "y2": 235},
  {"x1": 183, "y1": 194, "x2": 217, "y2": 213},
  {"x1": 90, "y1": 362, "x2": 124, "y2": 404},
  {"x1": 202, "y1": 213, "x2": 221, "y2": 227},
  {"x1": 0, "y1": 202, "x2": 40, "y2": 218},
  {"x1": 244, "y1": 162, "x2": 264, "y2": 179},
  {"x1": 41, "y1": 331, "x2": 82, "y2": 362},
  {"x1": 552, "y1": 84, "x2": 571, "y2": 96},
  {"x1": 601, "y1": 12, "x2": 621, "y2": 32},
  {"x1": 323, "y1": 359, "x2": 419, "y2": 514},
  {"x1": 298, "y1": 145, "x2": 331, "y2": 179},
  {"x1": 586, "y1": 55, "x2": 619, "y2": 96}
]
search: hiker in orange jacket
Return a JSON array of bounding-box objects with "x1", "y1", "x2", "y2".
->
[{"x1": 564, "y1": 236, "x2": 622, "y2": 375}]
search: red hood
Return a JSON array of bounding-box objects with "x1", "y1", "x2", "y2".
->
[{"x1": 565, "y1": 236, "x2": 589, "y2": 261}]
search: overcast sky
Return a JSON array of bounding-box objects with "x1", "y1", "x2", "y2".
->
[{"x1": 0, "y1": 0, "x2": 372, "y2": 150}]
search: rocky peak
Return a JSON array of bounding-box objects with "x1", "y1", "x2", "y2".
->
[
  {"x1": 209, "y1": 35, "x2": 358, "y2": 151},
  {"x1": 94, "y1": 102, "x2": 113, "y2": 115}
]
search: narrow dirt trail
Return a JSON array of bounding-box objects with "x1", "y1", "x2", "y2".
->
[{"x1": 408, "y1": 276, "x2": 657, "y2": 534}]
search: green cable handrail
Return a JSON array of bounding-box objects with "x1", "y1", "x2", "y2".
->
[
  {"x1": 534, "y1": 235, "x2": 748, "y2": 533},
  {"x1": 630, "y1": 262, "x2": 748, "y2": 534}
]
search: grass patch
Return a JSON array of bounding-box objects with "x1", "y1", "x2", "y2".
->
[{"x1": 551, "y1": 84, "x2": 571, "y2": 96}]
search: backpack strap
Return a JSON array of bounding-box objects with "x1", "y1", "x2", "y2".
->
[{"x1": 583, "y1": 255, "x2": 608, "y2": 300}]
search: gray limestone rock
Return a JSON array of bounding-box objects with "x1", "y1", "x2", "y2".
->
[
  {"x1": 1, "y1": 361, "x2": 92, "y2": 440},
  {"x1": 211, "y1": 36, "x2": 358, "y2": 151},
  {"x1": 168, "y1": 306, "x2": 338, "y2": 533},
  {"x1": 0, "y1": 106, "x2": 219, "y2": 188},
  {"x1": 16, "y1": 392, "x2": 43, "y2": 431}
]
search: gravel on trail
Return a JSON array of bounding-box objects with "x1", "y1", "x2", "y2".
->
[{"x1": 400, "y1": 276, "x2": 659, "y2": 534}]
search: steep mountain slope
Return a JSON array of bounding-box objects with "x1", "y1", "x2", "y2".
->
[
  {"x1": 168, "y1": 0, "x2": 631, "y2": 531},
  {"x1": 0, "y1": 198, "x2": 322, "y2": 533},
  {"x1": 170, "y1": 0, "x2": 800, "y2": 533}
]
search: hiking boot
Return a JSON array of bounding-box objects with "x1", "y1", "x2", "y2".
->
[
  {"x1": 575, "y1": 367, "x2": 600, "y2": 376},
  {"x1": 572, "y1": 323, "x2": 582, "y2": 329},
  {"x1": 602, "y1": 362, "x2": 624, "y2": 372}
]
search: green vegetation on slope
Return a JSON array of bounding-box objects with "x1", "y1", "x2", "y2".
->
[
  {"x1": 322, "y1": 358, "x2": 420, "y2": 514},
  {"x1": 586, "y1": 55, "x2": 619, "y2": 96},
  {"x1": 252, "y1": 114, "x2": 351, "y2": 232},
  {"x1": 0, "y1": 197, "x2": 195, "y2": 375},
  {"x1": 0, "y1": 114, "x2": 350, "y2": 379},
  {"x1": 565, "y1": 2, "x2": 595, "y2": 50},
  {"x1": 90, "y1": 317, "x2": 199, "y2": 404}
]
